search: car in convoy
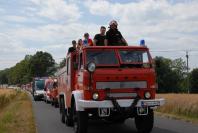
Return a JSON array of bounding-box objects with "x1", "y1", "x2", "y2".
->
[{"x1": 32, "y1": 77, "x2": 46, "y2": 101}]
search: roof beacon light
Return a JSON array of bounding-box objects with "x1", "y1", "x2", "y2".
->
[{"x1": 140, "y1": 39, "x2": 146, "y2": 47}]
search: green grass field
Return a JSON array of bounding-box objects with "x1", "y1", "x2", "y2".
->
[{"x1": 0, "y1": 88, "x2": 36, "y2": 133}]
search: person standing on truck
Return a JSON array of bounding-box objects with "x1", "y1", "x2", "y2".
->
[
  {"x1": 105, "y1": 20, "x2": 128, "y2": 46},
  {"x1": 68, "y1": 40, "x2": 76, "y2": 54},
  {"x1": 93, "y1": 26, "x2": 106, "y2": 46},
  {"x1": 77, "y1": 39, "x2": 83, "y2": 50},
  {"x1": 83, "y1": 33, "x2": 93, "y2": 47}
]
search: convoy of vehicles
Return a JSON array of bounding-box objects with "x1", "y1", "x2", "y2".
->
[
  {"x1": 28, "y1": 44, "x2": 165, "y2": 133},
  {"x1": 56, "y1": 46, "x2": 165, "y2": 133}
]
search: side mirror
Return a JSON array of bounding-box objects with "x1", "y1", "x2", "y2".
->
[{"x1": 73, "y1": 62, "x2": 78, "y2": 70}]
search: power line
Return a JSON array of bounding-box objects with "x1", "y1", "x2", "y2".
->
[{"x1": 151, "y1": 49, "x2": 198, "y2": 52}]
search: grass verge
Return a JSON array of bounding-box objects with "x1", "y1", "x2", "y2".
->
[
  {"x1": 156, "y1": 94, "x2": 198, "y2": 124},
  {"x1": 0, "y1": 88, "x2": 36, "y2": 133}
]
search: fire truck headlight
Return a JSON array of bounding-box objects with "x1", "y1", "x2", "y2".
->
[
  {"x1": 92, "y1": 92, "x2": 99, "y2": 100},
  {"x1": 144, "y1": 92, "x2": 151, "y2": 99},
  {"x1": 87, "y1": 62, "x2": 96, "y2": 72}
]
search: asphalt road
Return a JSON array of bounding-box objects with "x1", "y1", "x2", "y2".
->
[{"x1": 32, "y1": 99, "x2": 198, "y2": 133}]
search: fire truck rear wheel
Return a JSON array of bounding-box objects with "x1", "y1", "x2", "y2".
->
[
  {"x1": 51, "y1": 99, "x2": 54, "y2": 106},
  {"x1": 65, "y1": 109, "x2": 74, "y2": 127},
  {"x1": 60, "y1": 98, "x2": 66, "y2": 123},
  {"x1": 72, "y1": 102, "x2": 88, "y2": 133},
  {"x1": 135, "y1": 109, "x2": 154, "y2": 133}
]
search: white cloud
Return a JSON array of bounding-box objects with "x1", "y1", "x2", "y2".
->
[
  {"x1": 85, "y1": 0, "x2": 198, "y2": 46},
  {"x1": 1, "y1": 0, "x2": 198, "y2": 70},
  {"x1": 29, "y1": 0, "x2": 81, "y2": 22},
  {"x1": 2, "y1": 15, "x2": 28, "y2": 23}
]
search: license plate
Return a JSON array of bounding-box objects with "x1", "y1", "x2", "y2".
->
[
  {"x1": 98, "y1": 108, "x2": 110, "y2": 117},
  {"x1": 141, "y1": 101, "x2": 160, "y2": 106}
]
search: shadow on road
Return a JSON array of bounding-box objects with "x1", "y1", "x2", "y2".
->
[{"x1": 87, "y1": 119, "x2": 179, "y2": 133}]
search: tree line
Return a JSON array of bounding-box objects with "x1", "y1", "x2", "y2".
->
[
  {"x1": 0, "y1": 51, "x2": 56, "y2": 85},
  {"x1": 0, "y1": 51, "x2": 198, "y2": 93}
]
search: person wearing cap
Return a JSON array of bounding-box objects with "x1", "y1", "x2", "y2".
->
[
  {"x1": 68, "y1": 40, "x2": 76, "y2": 54},
  {"x1": 93, "y1": 26, "x2": 106, "y2": 46},
  {"x1": 83, "y1": 33, "x2": 93, "y2": 47},
  {"x1": 105, "y1": 20, "x2": 128, "y2": 46}
]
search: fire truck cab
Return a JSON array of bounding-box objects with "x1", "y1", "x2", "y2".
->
[{"x1": 58, "y1": 46, "x2": 165, "y2": 133}]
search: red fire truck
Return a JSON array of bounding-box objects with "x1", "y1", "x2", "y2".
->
[{"x1": 57, "y1": 46, "x2": 165, "y2": 133}]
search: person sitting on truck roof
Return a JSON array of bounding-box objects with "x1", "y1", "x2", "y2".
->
[
  {"x1": 68, "y1": 40, "x2": 76, "y2": 54},
  {"x1": 83, "y1": 33, "x2": 93, "y2": 47},
  {"x1": 77, "y1": 39, "x2": 83, "y2": 50},
  {"x1": 105, "y1": 20, "x2": 128, "y2": 46},
  {"x1": 93, "y1": 26, "x2": 106, "y2": 46}
]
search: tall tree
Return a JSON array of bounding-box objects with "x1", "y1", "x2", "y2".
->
[
  {"x1": 155, "y1": 57, "x2": 186, "y2": 93},
  {"x1": 0, "y1": 69, "x2": 9, "y2": 84},
  {"x1": 190, "y1": 68, "x2": 198, "y2": 93},
  {"x1": 29, "y1": 51, "x2": 56, "y2": 77},
  {"x1": 59, "y1": 58, "x2": 66, "y2": 68}
]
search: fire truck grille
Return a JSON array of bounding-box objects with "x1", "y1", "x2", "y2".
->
[
  {"x1": 96, "y1": 81, "x2": 147, "y2": 89},
  {"x1": 107, "y1": 92, "x2": 137, "y2": 98}
]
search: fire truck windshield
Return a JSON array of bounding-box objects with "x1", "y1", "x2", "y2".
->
[
  {"x1": 86, "y1": 50, "x2": 119, "y2": 66},
  {"x1": 119, "y1": 50, "x2": 150, "y2": 65}
]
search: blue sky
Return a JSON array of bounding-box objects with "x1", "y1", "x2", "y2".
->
[{"x1": 0, "y1": 0, "x2": 198, "y2": 70}]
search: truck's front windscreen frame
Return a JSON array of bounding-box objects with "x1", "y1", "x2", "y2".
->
[{"x1": 86, "y1": 49, "x2": 120, "y2": 67}]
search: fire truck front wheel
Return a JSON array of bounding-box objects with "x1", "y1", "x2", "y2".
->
[
  {"x1": 60, "y1": 98, "x2": 66, "y2": 123},
  {"x1": 72, "y1": 102, "x2": 88, "y2": 133},
  {"x1": 135, "y1": 109, "x2": 154, "y2": 133},
  {"x1": 65, "y1": 108, "x2": 74, "y2": 127}
]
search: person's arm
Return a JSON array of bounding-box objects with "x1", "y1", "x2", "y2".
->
[
  {"x1": 93, "y1": 35, "x2": 97, "y2": 46},
  {"x1": 104, "y1": 39, "x2": 108, "y2": 46},
  {"x1": 121, "y1": 38, "x2": 128, "y2": 46},
  {"x1": 119, "y1": 31, "x2": 128, "y2": 46},
  {"x1": 93, "y1": 39, "x2": 97, "y2": 46},
  {"x1": 89, "y1": 39, "x2": 94, "y2": 46},
  {"x1": 67, "y1": 47, "x2": 71, "y2": 55},
  {"x1": 105, "y1": 32, "x2": 109, "y2": 46}
]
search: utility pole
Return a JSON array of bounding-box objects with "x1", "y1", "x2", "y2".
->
[{"x1": 186, "y1": 51, "x2": 190, "y2": 93}]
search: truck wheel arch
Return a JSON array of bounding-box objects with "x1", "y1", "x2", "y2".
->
[{"x1": 72, "y1": 90, "x2": 84, "y2": 111}]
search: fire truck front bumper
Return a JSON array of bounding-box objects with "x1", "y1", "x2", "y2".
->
[{"x1": 77, "y1": 98, "x2": 165, "y2": 111}]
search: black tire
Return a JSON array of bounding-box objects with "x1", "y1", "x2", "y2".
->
[
  {"x1": 51, "y1": 99, "x2": 54, "y2": 106},
  {"x1": 55, "y1": 102, "x2": 59, "y2": 108},
  {"x1": 46, "y1": 99, "x2": 50, "y2": 104},
  {"x1": 72, "y1": 102, "x2": 88, "y2": 133},
  {"x1": 114, "y1": 118, "x2": 126, "y2": 124},
  {"x1": 135, "y1": 109, "x2": 154, "y2": 133},
  {"x1": 60, "y1": 98, "x2": 66, "y2": 123},
  {"x1": 34, "y1": 97, "x2": 37, "y2": 101},
  {"x1": 65, "y1": 108, "x2": 74, "y2": 127}
]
